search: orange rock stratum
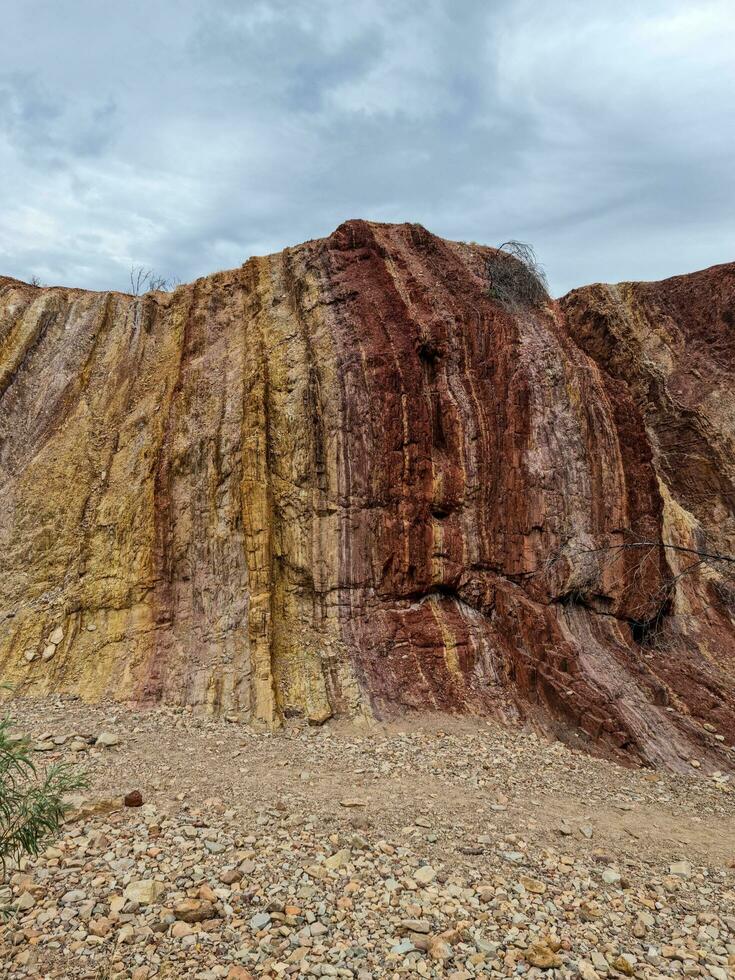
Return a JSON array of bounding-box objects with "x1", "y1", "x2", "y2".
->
[{"x1": 1, "y1": 221, "x2": 734, "y2": 769}]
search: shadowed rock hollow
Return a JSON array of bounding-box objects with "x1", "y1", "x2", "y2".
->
[{"x1": 1, "y1": 220, "x2": 734, "y2": 770}]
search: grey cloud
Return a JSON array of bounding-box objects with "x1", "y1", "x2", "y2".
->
[
  {"x1": 190, "y1": 7, "x2": 386, "y2": 112},
  {"x1": 0, "y1": 72, "x2": 116, "y2": 169},
  {"x1": 0, "y1": 0, "x2": 733, "y2": 294}
]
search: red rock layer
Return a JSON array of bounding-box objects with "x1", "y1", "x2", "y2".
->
[{"x1": 1, "y1": 221, "x2": 733, "y2": 771}]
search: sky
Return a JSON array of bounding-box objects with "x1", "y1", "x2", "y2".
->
[{"x1": 1, "y1": 0, "x2": 734, "y2": 296}]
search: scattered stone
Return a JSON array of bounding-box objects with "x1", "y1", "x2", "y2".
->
[
  {"x1": 612, "y1": 953, "x2": 636, "y2": 975},
  {"x1": 709, "y1": 968, "x2": 728, "y2": 980},
  {"x1": 324, "y1": 848, "x2": 351, "y2": 869},
  {"x1": 249, "y1": 911, "x2": 271, "y2": 931},
  {"x1": 414, "y1": 864, "x2": 436, "y2": 885},
  {"x1": 525, "y1": 940, "x2": 562, "y2": 969},
  {"x1": 220, "y1": 868, "x2": 242, "y2": 884},
  {"x1": 15, "y1": 891, "x2": 35, "y2": 911},
  {"x1": 89, "y1": 917, "x2": 112, "y2": 937},
  {"x1": 428, "y1": 937, "x2": 452, "y2": 961},
  {"x1": 669, "y1": 860, "x2": 693, "y2": 878},
  {"x1": 578, "y1": 960, "x2": 601, "y2": 980},
  {"x1": 3, "y1": 698, "x2": 734, "y2": 980},
  {"x1": 519, "y1": 874, "x2": 546, "y2": 894},
  {"x1": 502, "y1": 850, "x2": 525, "y2": 863},
  {"x1": 61, "y1": 889, "x2": 86, "y2": 904},
  {"x1": 124, "y1": 789, "x2": 143, "y2": 807},
  {"x1": 95, "y1": 731, "x2": 120, "y2": 747},
  {"x1": 123, "y1": 879, "x2": 166, "y2": 905},
  {"x1": 174, "y1": 898, "x2": 217, "y2": 922},
  {"x1": 400, "y1": 918, "x2": 431, "y2": 934}
]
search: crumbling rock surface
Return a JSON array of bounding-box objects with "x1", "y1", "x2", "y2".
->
[{"x1": 1, "y1": 220, "x2": 733, "y2": 770}]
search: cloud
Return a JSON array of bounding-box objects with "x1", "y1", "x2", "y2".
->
[
  {"x1": 0, "y1": 72, "x2": 116, "y2": 169},
  {"x1": 0, "y1": 0, "x2": 733, "y2": 294}
]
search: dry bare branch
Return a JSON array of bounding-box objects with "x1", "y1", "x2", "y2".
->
[{"x1": 486, "y1": 240, "x2": 549, "y2": 308}]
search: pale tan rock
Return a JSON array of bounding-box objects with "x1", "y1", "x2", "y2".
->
[
  {"x1": 400, "y1": 919, "x2": 431, "y2": 934},
  {"x1": 578, "y1": 960, "x2": 600, "y2": 980},
  {"x1": 519, "y1": 874, "x2": 546, "y2": 894},
  {"x1": 15, "y1": 891, "x2": 35, "y2": 911},
  {"x1": 669, "y1": 861, "x2": 693, "y2": 878},
  {"x1": 123, "y1": 879, "x2": 166, "y2": 905},
  {"x1": 526, "y1": 941, "x2": 562, "y2": 969},
  {"x1": 95, "y1": 731, "x2": 119, "y2": 747},
  {"x1": 324, "y1": 849, "x2": 351, "y2": 870},
  {"x1": 415, "y1": 865, "x2": 436, "y2": 885}
]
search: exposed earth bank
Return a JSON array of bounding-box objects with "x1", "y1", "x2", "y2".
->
[{"x1": 1, "y1": 222, "x2": 735, "y2": 770}]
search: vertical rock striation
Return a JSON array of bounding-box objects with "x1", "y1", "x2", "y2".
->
[{"x1": 1, "y1": 221, "x2": 733, "y2": 769}]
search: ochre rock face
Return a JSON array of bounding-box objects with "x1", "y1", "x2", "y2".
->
[{"x1": 1, "y1": 221, "x2": 734, "y2": 770}]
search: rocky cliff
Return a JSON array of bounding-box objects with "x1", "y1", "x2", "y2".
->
[{"x1": 1, "y1": 220, "x2": 734, "y2": 769}]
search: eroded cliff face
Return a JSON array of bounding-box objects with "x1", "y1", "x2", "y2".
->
[{"x1": 1, "y1": 221, "x2": 734, "y2": 769}]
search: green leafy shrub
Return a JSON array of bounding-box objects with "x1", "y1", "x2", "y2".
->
[{"x1": 0, "y1": 711, "x2": 87, "y2": 878}]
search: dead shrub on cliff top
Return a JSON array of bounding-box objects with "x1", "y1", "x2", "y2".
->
[
  {"x1": 486, "y1": 240, "x2": 549, "y2": 308},
  {"x1": 129, "y1": 265, "x2": 180, "y2": 296}
]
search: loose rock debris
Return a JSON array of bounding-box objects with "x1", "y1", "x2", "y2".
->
[{"x1": 1, "y1": 698, "x2": 734, "y2": 978}]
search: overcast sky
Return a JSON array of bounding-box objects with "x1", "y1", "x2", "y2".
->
[{"x1": 1, "y1": 0, "x2": 734, "y2": 296}]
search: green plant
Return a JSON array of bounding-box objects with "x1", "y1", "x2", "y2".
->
[{"x1": 0, "y1": 706, "x2": 87, "y2": 879}]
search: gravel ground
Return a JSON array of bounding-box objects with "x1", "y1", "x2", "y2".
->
[{"x1": 1, "y1": 697, "x2": 734, "y2": 979}]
